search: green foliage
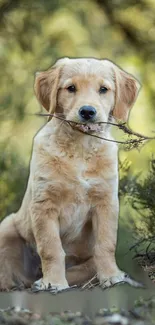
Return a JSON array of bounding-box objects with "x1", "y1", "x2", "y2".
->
[
  {"x1": 0, "y1": 144, "x2": 28, "y2": 219},
  {"x1": 119, "y1": 158, "x2": 155, "y2": 237}
]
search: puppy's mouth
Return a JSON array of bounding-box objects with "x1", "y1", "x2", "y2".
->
[{"x1": 72, "y1": 122, "x2": 103, "y2": 133}]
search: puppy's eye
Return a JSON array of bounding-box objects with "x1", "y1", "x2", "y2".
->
[
  {"x1": 67, "y1": 85, "x2": 76, "y2": 93},
  {"x1": 99, "y1": 86, "x2": 108, "y2": 94}
]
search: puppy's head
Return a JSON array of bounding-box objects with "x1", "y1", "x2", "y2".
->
[{"x1": 34, "y1": 58, "x2": 140, "y2": 132}]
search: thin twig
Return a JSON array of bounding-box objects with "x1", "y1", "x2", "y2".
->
[
  {"x1": 35, "y1": 113, "x2": 155, "y2": 147},
  {"x1": 81, "y1": 274, "x2": 98, "y2": 289},
  {"x1": 129, "y1": 238, "x2": 146, "y2": 251},
  {"x1": 146, "y1": 242, "x2": 152, "y2": 259},
  {"x1": 130, "y1": 236, "x2": 155, "y2": 252}
]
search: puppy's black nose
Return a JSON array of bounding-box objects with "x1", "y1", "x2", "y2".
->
[{"x1": 79, "y1": 106, "x2": 96, "y2": 121}]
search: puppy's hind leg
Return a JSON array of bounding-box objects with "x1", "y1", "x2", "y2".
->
[
  {"x1": 66, "y1": 257, "x2": 96, "y2": 287},
  {"x1": 0, "y1": 214, "x2": 40, "y2": 291}
]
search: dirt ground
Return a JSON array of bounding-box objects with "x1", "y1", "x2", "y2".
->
[{"x1": 0, "y1": 298, "x2": 155, "y2": 325}]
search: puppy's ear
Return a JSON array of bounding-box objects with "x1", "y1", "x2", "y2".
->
[
  {"x1": 112, "y1": 66, "x2": 141, "y2": 122},
  {"x1": 34, "y1": 65, "x2": 61, "y2": 115}
]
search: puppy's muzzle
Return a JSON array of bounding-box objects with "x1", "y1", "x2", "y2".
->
[{"x1": 78, "y1": 106, "x2": 96, "y2": 121}]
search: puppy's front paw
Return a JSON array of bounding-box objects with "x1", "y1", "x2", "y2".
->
[
  {"x1": 99, "y1": 270, "x2": 125, "y2": 289},
  {"x1": 99, "y1": 270, "x2": 143, "y2": 289},
  {"x1": 32, "y1": 278, "x2": 69, "y2": 293}
]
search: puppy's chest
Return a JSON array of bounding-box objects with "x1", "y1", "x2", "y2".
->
[
  {"x1": 61, "y1": 156, "x2": 106, "y2": 197},
  {"x1": 59, "y1": 173, "x2": 92, "y2": 241},
  {"x1": 55, "y1": 150, "x2": 113, "y2": 201},
  {"x1": 59, "y1": 156, "x2": 111, "y2": 240}
]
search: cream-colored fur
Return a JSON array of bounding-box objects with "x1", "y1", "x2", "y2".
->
[{"x1": 0, "y1": 58, "x2": 140, "y2": 291}]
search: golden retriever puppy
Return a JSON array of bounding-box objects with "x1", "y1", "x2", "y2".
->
[{"x1": 0, "y1": 58, "x2": 140, "y2": 291}]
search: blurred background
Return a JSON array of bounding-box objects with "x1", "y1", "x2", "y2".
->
[{"x1": 0, "y1": 0, "x2": 155, "y2": 246}]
